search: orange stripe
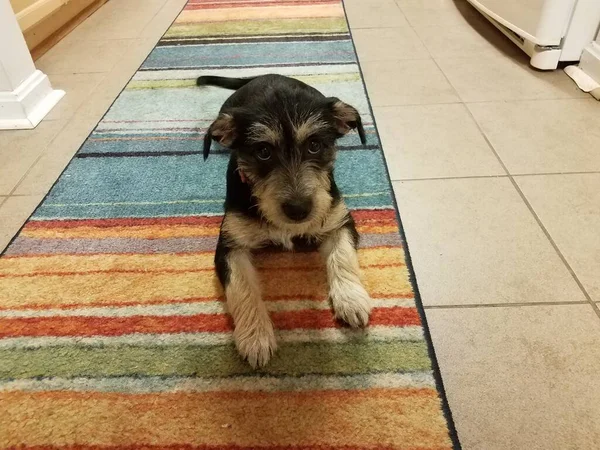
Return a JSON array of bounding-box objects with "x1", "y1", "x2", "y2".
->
[
  {"x1": 8, "y1": 445, "x2": 452, "y2": 450},
  {"x1": 0, "y1": 263, "x2": 403, "y2": 279},
  {"x1": 0, "y1": 247, "x2": 404, "y2": 275},
  {"x1": 0, "y1": 292, "x2": 414, "y2": 312},
  {"x1": 0, "y1": 244, "x2": 403, "y2": 260},
  {"x1": 0, "y1": 389, "x2": 451, "y2": 448}
]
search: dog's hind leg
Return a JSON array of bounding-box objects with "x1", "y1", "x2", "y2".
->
[
  {"x1": 216, "y1": 239, "x2": 277, "y2": 368},
  {"x1": 320, "y1": 222, "x2": 372, "y2": 328}
]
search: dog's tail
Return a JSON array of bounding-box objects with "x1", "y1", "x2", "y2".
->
[{"x1": 196, "y1": 76, "x2": 255, "y2": 90}]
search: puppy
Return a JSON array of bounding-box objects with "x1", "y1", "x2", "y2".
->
[{"x1": 199, "y1": 74, "x2": 372, "y2": 368}]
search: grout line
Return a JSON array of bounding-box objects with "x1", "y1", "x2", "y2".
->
[
  {"x1": 7, "y1": 121, "x2": 72, "y2": 198},
  {"x1": 390, "y1": 171, "x2": 600, "y2": 183},
  {"x1": 509, "y1": 177, "x2": 600, "y2": 318},
  {"x1": 371, "y1": 100, "x2": 463, "y2": 107},
  {"x1": 464, "y1": 97, "x2": 596, "y2": 105},
  {"x1": 512, "y1": 171, "x2": 600, "y2": 177},
  {"x1": 353, "y1": 7, "x2": 599, "y2": 318},
  {"x1": 348, "y1": 25, "x2": 415, "y2": 31},
  {"x1": 460, "y1": 104, "x2": 600, "y2": 319},
  {"x1": 392, "y1": 174, "x2": 508, "y2": 182},
  {"x1": 424, "y1": 301, "x2": 589, "y2": 309}
]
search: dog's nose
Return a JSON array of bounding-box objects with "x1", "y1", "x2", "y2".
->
[{"x1": 282, "y1": 198, "x2": 312, "y2": 222}]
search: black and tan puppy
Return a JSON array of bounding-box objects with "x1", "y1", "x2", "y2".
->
[{"x1": 199, "y1": 74, "x2": 371, "y2": 367}]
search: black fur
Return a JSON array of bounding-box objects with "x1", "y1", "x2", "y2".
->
[{"x1": 199, "y1": 74, "x2": 365, "y2": 287}]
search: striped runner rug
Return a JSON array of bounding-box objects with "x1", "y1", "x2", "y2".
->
[{"x1": 0, "y1": 0, "x2": 460, "y2": 449}]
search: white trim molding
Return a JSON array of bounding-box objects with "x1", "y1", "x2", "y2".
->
[
  {"x1": 565, "y1": 30, "x2": 600, "y2": 101},
  {"x1": 0, "y1": 0, "x2": 64, "y2": 130},
  {"x1": 580, "y1": 40, "x2": 600, "y2": 87}
]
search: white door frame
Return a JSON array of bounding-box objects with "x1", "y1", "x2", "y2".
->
[{"x1": 0, "y1": 0, "x2": 64, "y2": 130}]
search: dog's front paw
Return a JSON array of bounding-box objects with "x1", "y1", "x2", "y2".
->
[
  {"x1": 330, "y1": 281, "x2": 372, "y2": 328},
  {"x1": 234, "y1": 319, "x2": 277, "y2": 368}
]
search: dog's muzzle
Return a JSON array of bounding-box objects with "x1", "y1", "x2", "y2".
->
[{"x1": 281, "y1": 198, "x2": 313, "y2": 222}]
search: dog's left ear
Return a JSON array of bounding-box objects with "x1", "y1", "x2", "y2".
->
[
  {"x1": 203, "y1": 112, "x2": 238, "y2": 160},
  {"x1": 325, "y1": 97, "x2": 366, "y2": 145}
]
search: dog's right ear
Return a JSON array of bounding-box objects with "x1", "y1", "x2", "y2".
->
[{"x1": 203, "y1": 112, "x2": 237, "y2": 160}]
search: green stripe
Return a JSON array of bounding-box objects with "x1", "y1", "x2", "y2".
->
[
  {"x1": 164, "y1": 18, "x2": 348, "y2": 38},
  {"x1": 0, "y1": 341, "x2": 430, "y2": 380}
]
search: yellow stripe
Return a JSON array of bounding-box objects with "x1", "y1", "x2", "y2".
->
[
  {"x1": 21, "y1": 224, "x2": 221, "y2": 239},
  {"x1": 165, "y1": 18, "x2": 348, "y2": 39},
  {"x1": 0, "y1": 389, "x2": 452, "y2": 448},
  {"x1": 0, "y1": 247, "x2": 404, "y2": 276},
  {"x1": 0, "y1": 265, "x2": 412, "y2": 309}
]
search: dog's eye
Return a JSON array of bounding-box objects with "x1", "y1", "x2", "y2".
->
[
  {"x1": 257, "y1": 147, "x2": 271, "y2": 161},
  {"x1": 308, "y1": 140, "x2": 321, "y2": 155}
]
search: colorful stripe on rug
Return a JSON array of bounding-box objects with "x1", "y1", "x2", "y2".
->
[{"x1": 0, "y1": 0, "x2": 460, "y2": 449}]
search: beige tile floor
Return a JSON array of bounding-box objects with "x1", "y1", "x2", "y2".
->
[{"x1": 1, "y1": 0, "x2": 600, "y2": 448}]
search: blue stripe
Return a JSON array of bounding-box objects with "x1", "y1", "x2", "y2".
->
[
  {"x1": 33, "y1": 150, "x2": 392, "y2": 219},
  {"x1": 142, "y1": 41, "x2": 357, "y2": 69},
  {"x1": 79, "y1": 131, "x2": 380, "y2": 155}
]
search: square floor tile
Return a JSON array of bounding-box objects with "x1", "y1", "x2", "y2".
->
[
  {"x1": 395, "y1": 0, "x2": 465, "y2": 9},
  {"x1": 15, "y1": 115, "x2": 97, "y2": 196},
  {"x1": 0, "y1": 195, "x2": 44, "y2": 253},
  {"x1": 361, "y1": 59, "x2": 459, "y2": 106},
  {"x1": 436, "y1": 51, "x2": 587, "y2": 102},
  {"x1": 36, "y1": 36, "x2": 134, "y2": 74},
  {"x1": 392, "y1": 177, "x2": 586, "y2": 306},
  {"x1": 374, "y1": 103, "x2": 504, "y2": 179},
  {"x1": 426, "y1": 304, "x2": 600, "y2": 449},
  {"x1": 141, "y1": 0, "x2": 188, "y2": 39},
  {"x1": 411, "y1": 8, "x2": 516, "y2": 59},
  {"x1": 45, "y1": 73, "x2": 106, "y2": 121},
  {"x1": 516, "y1": 174, "x2": 600, "y2": 302},
  {"x1": 398, "y1": 0, "x2": 480, "y2": 28},
  {"x1": 345, "y1": 0, "x2": 410, "y2": 29},
  {"x1": 0, "y1": 121, "x2": 66, "y2": 195},
  {"x1": 468, "y1": 99, "x2": 600, "y2": 174},
  {"x1": 352, "y1": 27, "x2": 428, "y2": 62},
  {"x1": 74, "y1": 0, "x2": 166, "y2": 40}
]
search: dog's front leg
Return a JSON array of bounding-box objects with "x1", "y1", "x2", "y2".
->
[
  {"x1": 320, "y1": 223, "x2": 372, "y2": 327},
  {"x1": 216, "y1": 242, "x2": 277, "y2": 368}
]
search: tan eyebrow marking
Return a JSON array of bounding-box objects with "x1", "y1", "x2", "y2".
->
[
  {"x1": 247, "y1": 122, "x2": 282, "y2": 146},
  {"x1": 293, "y1": 114, "x2": 329, "y2": 143}
]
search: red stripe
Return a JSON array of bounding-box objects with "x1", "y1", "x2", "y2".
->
[
  {"x1": 23, "y1": 210, "x2": 395, "y2": 230},
  {"x1": 24, "y1": 216, "x2": 224, "y2": 229},
  {"x1": 0, "y1": 307, "x2": 419, "y2": 338}
]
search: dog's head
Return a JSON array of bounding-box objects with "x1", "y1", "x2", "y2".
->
[{"x1": 204, "y1": 91, "x2": 365, "y2": 230}]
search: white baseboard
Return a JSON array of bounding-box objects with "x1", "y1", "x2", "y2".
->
[
  {"x1": 0, "y1": 69, "x2": 65, "y2": 130},
  {"x1": 580, "y1": 42, "x2": 600, "y2": 86}
]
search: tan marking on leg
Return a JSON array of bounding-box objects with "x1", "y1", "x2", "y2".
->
[
  {"x1": 226, "y1": 248, "x2": 277, "y2": 368},
  {"x1": 320, "y1": 226, "x2": 372, "y2": 327}
]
